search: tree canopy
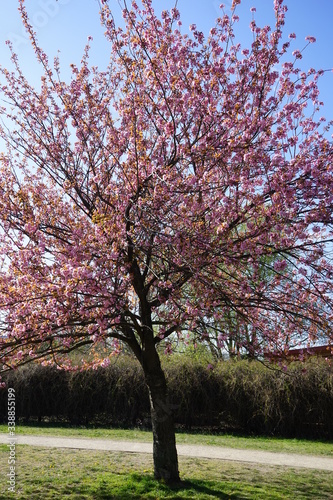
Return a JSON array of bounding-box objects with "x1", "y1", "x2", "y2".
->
[{"x1": 0, "y1": 0, "x2": 333, "y2": 482}]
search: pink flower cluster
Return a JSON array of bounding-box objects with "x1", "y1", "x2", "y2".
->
[{"x1": 0, "y1": 0, "x2": 332, "y2": 373}]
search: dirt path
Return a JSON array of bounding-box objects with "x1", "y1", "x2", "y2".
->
[{"x1": 1, "y1": 433, "x2": 332, "y2": 471}]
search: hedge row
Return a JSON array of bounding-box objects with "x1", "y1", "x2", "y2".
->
[{"x1": 1, "y1": 356, "x2": 332, "y2": 439}]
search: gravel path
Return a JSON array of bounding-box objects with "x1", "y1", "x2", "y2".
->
[{"x1": 1, "y1": 434, "x2": 333, "y2": 471}]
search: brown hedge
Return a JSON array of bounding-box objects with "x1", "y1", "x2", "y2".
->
[{"x1": 0, "y1": 356, "x2": 332, "y2": 439}]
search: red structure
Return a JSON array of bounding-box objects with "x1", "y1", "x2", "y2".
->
[{"x1": 265, "y1": 345, "x2": 333, "y2": 361}]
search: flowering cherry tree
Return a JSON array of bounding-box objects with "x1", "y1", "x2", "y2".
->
[{"x1": 1, "y1": 0, "x2": 333, "y2": 482}]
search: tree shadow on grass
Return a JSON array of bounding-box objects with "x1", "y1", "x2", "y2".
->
[{"x1": 88, "y1": 474, "x2": 245, "y2": 499}]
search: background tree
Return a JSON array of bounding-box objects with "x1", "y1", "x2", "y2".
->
[
  {"x1": 1, "y1": 0, "x2": 333, "y2": 483},
  {"x1": 192, "y1": 253, "x2": 295, "y2": 359}
]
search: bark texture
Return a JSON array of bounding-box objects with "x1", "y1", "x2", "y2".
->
[{"x1": 141, "y1": 341, "x2": 180, "y2": 483}]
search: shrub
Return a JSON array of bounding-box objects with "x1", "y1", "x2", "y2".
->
[{"x1": 0, "y1": 356, "x2": 332, "y2": 439}]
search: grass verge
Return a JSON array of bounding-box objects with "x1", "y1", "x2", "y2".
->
[
  {"x1": 0, "y1": 423, "x2": 332, "y2": 457},
  {"x1": 0, "y1": 445, "x2": 332, "y2": 499}
]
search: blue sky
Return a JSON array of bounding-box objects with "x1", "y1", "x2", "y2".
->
[{"x1": 0, "y1": 0, "x2": 332, "y2": 119}]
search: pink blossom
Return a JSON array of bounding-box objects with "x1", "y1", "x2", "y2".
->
[
  {"x1": 305, "y1": 36, "x2": 316, "y2": 44},
  {"x1": 292, "y1": 50, "x2": 302, "y2": 59},
  {"x1": 274, "y1": 260, "x2": 287, "y2": 272},
  {"x1": 101, "y1": 358, "x2": 111, "y2": 368}
]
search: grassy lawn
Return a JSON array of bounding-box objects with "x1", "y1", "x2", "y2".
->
[
  {"x1": 0, "y1": 444, "x2": 332, "y2": 499},
  {"x1": 0, "y1": 423, "x2": 332, "y2": 457}
]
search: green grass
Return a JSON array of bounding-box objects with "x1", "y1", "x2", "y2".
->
[
  {"x1": 0, "y1": 423, "x2": 332, "y2": 457},
  {"x1": 0, "y1": 444, "x2": 332, "y2": 499}
]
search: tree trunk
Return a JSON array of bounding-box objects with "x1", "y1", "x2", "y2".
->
[{"x1": 141, "y1": 345, "x2": 180, "y2": 483}]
